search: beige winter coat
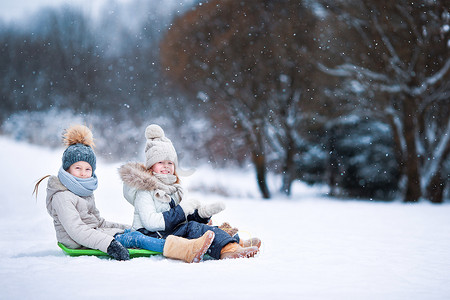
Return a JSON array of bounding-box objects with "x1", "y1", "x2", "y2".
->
[{"x1": 46, "y1": 175, "x2": 130, "y2": 253}]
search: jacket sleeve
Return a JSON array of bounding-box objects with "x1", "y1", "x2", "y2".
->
[
  {"x1": 134, "y1": 190, "x2": 185, "y2": 232},
  {"x1": 51, "y1": 193, "x2": 114, "y2": 253}
]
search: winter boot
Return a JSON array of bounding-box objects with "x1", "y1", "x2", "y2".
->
[
  {"x1": 239, "y1": 237, "x2": 262, "y2": 249},
  {"x1": 163, "y1": 230, "x2": 215, "y2": 263},
  {"x1": 220, "y1": 242, "x2": 259, "y2": 259}
]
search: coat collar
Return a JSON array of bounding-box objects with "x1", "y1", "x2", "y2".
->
[{"x1": 118, "y1": 162, "x2": 161, "y2": 192}]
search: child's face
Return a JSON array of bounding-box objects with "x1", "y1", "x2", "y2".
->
[
  {"x1": 151, "y1": 160, "x2": 175, "y2": 175},
  {"x1": 67, "y1": 161, "x2": 93, "y2": 178}
]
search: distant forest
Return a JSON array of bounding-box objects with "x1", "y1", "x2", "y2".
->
[{"x1": 1, "y1": 0, "x2": 449, "y2": 202}]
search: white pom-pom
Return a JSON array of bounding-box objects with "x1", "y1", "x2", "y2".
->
[{"x1": 145, "y1": 124, "x2": 164, "y2": 140}]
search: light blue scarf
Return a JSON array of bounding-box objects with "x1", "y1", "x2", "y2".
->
[{"x1": 58, "y1": 167, "x2": 98, "y2": 197}]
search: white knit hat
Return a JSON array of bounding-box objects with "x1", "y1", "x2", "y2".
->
[{"x1": 144, "y1": 124, "x2": 178, "y2": 169}]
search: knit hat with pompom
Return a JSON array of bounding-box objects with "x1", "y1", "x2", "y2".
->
[
  {"x1": 61, "y1": 125, "x2": 96, "y2": 172},
  {"x1": 144, "y1": 124, "x2": 178, "y2": 169}
]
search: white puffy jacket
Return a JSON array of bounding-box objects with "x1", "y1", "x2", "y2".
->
[{"x1": 119, "y1": 162, "x2": 185, "y2": 235}]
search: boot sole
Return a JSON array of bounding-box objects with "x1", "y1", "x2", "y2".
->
[
  {"x1": 221, "y1": 246, "x2": 259, "y2": 259},
  {"x1": 191, "y1": 230, "x2": 215, "y2": 263},
  {"x1": 241, "y1": 239, "x2": 262, "y2": 249}
]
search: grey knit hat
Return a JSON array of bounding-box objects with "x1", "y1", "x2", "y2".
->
[
  {"x1": 144, "y1": 124, "x2": 178, "y2": 169},
  {"x1": 61, "y1": 125, "x2": 96, "y2": 172}
]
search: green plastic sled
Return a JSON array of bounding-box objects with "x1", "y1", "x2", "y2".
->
[{"x1": 58, "y1": 242, "x2": 160, "y2": 258}]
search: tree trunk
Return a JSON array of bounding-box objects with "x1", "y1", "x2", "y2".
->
[
  {"x1": 385, "y1": 112, "x2": 405, "y2": 177},
  {"x1": 280, "y1": 135, "x2": 295, "y2": 196},
  {"x1": 426, "y1": 171, "x2": 446, "y2": 203},
  {"x1": 248, "y1": 125, "x2": 271, "y2": 199},
  {"x1": 326, "y1": 127, "x2": 339, "y2": 197},
  {"x1": 402, "y1": 99, "x2": 421, "y2": 202},
  {"x1": 425, "y1": 135, "x2": 450, "y2": 203},
  {"x1": 252, "y1": 151, "x2": 271, "y2": 199}
]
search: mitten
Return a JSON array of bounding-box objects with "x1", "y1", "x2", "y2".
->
[
  {"x1": 107, "y1": 239, "x2": 130, "y2": 261},
  {"x1": 219, "y1": 222, "x2": 239, "y2": 237},
  {"x1": 179, "y1": 198, "x2": 200, "y2": 217},
  {"x1": 198, "y1": 201, "x2": 226, "y2": 219}
]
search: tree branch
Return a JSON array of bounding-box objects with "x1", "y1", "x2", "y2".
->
[{"x1": 413, "y1": 58, "x2": 450, "y2": 96}]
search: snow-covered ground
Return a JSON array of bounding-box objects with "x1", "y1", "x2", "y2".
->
[{"x1": 1, "y1": 136, "x2": 449, "y2": 299}]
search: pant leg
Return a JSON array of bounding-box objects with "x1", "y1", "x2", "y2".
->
[
  {"x1": 115, "y1": 230, "x2": 165, "y2": 253},
  {"x1": 172, "y1": 221, "x2": 238, "y2": 259}
]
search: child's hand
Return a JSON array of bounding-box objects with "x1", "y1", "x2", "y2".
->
[
  {"x1": 198, "y1": 201, "x2": 226, "y2": 219},
  {"x1": 179, "y1": 198, "x2": 200, "y2": 217},
  {"x1": 107, "y1": 239, "x2": 130, "y2": 261}
]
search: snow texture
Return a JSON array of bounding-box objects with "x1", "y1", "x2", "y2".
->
[{"x1": 1, "y1": 136, "x2": 449, "y2": 299}]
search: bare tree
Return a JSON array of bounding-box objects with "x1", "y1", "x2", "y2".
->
[
  {"x1": 160, "y1": 0, "x2": 321, "y2": 198},
  {"x1": 316, "y1": 0, "x2": 450, "y2": 202}
]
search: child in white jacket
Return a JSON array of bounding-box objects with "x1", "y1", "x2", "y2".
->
[
  {"x1": 35, "y1": 125, "x2": 214, "y2": 262},
  {"x1": 119, "y1": 124, "x2": 260, "y2": 260}
]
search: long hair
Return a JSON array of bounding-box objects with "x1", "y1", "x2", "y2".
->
[{"x1": 33, "y1": 175, "x2": 50, "y2": 199}]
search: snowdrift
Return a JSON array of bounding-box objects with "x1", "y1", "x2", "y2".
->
[{"x1": 0, "y1": 137, "x2": 449, "y2": 299}]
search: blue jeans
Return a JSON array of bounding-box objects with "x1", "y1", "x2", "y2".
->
[{"x1": 115, "y1": 229, "x2": 165, "y2": 253}]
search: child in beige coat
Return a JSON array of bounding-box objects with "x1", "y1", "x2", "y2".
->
[{"x1": 35, "y1": 125, "x2": 214, "y2": 262}]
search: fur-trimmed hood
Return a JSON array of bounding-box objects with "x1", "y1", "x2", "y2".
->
[
  {"x1": 118, "y1": 162, "x2": 183, "y2": 206},
  {"x1": 118, "y1": 162, "x2": 161, "y2": 192}
]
